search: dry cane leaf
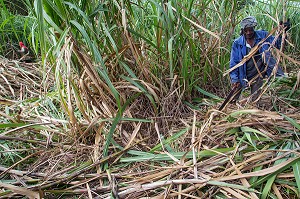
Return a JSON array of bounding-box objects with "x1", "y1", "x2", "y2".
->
[{"x1": 0, "y1": 182, "x2": 40, "y2": 199}]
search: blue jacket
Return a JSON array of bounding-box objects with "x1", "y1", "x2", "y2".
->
[{"x1": 229, "y1": 30, "x2": 284, "y2": 87}]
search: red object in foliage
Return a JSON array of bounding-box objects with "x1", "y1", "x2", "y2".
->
[{"x1": 18, "y1": 41, "x2": 29, "y2": 54}]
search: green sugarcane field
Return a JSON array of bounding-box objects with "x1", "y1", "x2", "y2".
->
[{"x1": 0, "y1": 0, "x2": 300, "y2": 198}]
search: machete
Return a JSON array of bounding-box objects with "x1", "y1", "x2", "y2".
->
[{"x1": 218, "y1": 85, "x2": 242, "y2": 111}]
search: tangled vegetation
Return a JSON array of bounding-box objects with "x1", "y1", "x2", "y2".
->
[{"x1": 0, "y1": 0, "x2": 300, "y2": 198}]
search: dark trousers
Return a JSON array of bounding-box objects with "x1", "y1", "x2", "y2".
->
[{"x1": 233, "y1": 77, "x2": 263, "y2": 102}]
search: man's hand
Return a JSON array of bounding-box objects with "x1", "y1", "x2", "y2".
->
[
  {"x1": 283, "y1": 19, "x2": 291, "y2": 31},
  {"x1": 232, "y1": 82, "x2": 240, "y2": 89},
  {"x1": 280, "y1": 19, "x2": 291, "y2": 32}
]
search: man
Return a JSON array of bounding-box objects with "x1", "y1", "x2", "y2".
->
[{"x1": 229, "y1": 16, "x2": 288, "y2": 102}]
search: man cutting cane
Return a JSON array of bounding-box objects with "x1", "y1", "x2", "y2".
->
[{"x1": 228, "y1": 16, "x2": 290, "y2": 104}]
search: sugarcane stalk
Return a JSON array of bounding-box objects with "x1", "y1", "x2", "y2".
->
[
  {"x1": 280, "y1": 0, "x2": 287, "y2": 72},
  {"x1": 280, "y1": 0, "x2": 287, "y2": 51}
]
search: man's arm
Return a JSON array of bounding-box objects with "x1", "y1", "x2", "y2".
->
[
  {"x1": 229, "y1": 42, "x2": 240, "y2": 85},
  {"x1": 269, "y1": 20, "x2": 290, "y2": 49}
]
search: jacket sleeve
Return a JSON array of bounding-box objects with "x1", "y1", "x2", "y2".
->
[
  {"x1": 261, "y1": 30, "x2": 285, "y2": 76},
  {"x1": 264, "y1": 30, "x2": 283, "y2": 49},
  {"x1": 229, "y1": 42, "x2": 240, "y2": 84}
]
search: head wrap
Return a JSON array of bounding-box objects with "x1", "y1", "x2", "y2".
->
[{"x1": 240, "y1": 16, "x2": 257, "y2": 29}]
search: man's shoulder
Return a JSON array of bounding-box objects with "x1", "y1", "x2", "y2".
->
[{"x1": 233, "y1": 35, "x2": 243, "y2": 45}]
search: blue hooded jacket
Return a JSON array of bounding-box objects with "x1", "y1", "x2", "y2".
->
[{"x1": 229, "y1": 30, "x2": 284, "y2": 87}]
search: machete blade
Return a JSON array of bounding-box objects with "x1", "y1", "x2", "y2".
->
[{"x1": 218, "y1": 86, "x2": 242, "y2": 111}]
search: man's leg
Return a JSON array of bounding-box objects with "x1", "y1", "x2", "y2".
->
[{"x1": 250, "y1": 77, "x2": 263, "y2": 102}]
